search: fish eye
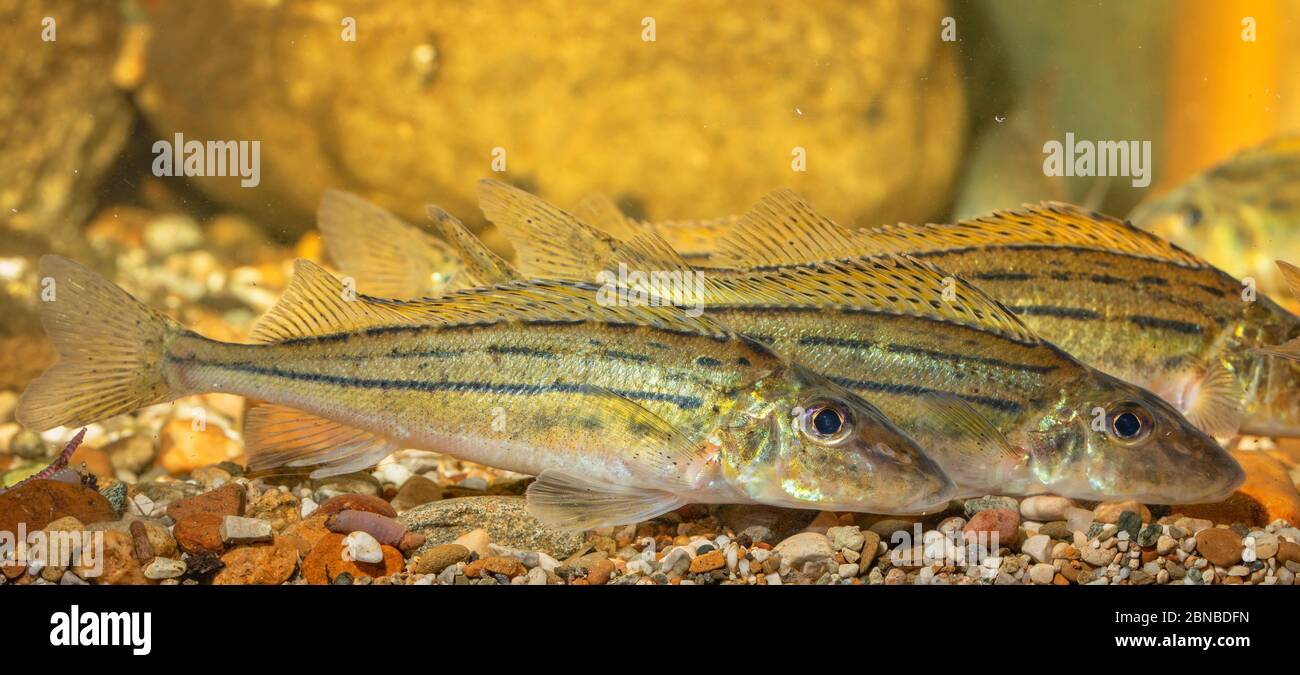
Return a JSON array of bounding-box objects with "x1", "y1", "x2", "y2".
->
[
  {"x1": 1183, "y1": 206, "x2": 1203, "y2": 227},
  {"x1": 802, "y1": 402, "x2": 852, "y2": 443},
  {"x1": 1108, "y1": 404, "x2": 1152, "y2": 442}
]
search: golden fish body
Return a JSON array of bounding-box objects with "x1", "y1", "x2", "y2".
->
[
  {"x1": 827, "y1": 203, "x2": 1300, "y2": 440},
  {"x1": 383, "y1": 182, "x2": 1244, "y2": 504},
  {"x1": 17, "y1": 256, "x2": 955, "y2": 527}
]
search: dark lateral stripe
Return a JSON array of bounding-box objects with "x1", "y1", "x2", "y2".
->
[
  {"x1": 797, "y1": 336, "x2": 1055, "y2": 375},
  {"x1": 487, "y1": 344, "x2": 557, "y2": 359},
  {"x1": 604, "y1": 349, "x2": 652, "y2": 363},
  {"x1": 969, "y1": 272, "x2": 1033, "y2": 281},
  {"x1": 1127, "y1": 315, "x2": 1203, "y2": 335},
  {"x1": 828, "y1": 376, "x2": 1023, "y2": 414},
  {"x1": 172, "y1": 357, "x2": 703, "y2": 409},
  {"x1": 1005, "y1": 305, "x2": 1101, "y2": 320},
  {"x1": 712, "y1": 304, "x2": 1041, "y2": 346},
  {"x1": 1195, "y1": 283, "x2": 1227, "y2": 298},
  {"x1": 695, "y1": 356, "x2": 723, "y2": 367},
  {"x1": 1138, "y1": 276, "x2": 1169, "y2": 286},
  {"x1": 1088, "y1": 274, "x2": 1126, "y2": 285}
]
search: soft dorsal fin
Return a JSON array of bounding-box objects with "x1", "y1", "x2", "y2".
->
[
  {"x1": 317, "y1": 189, "x2": 461, "y2": 299},
  {"x1": 425, "y1": 205, "x2": 522, "y2": 287},
  {"x1": 249, "y1": 259, "x2": 430, "y2": 342},
  {"x1": 850, "y1": 202, "x2": 1210, "y2": 267},
  {"x1": 253, "y1": 258, "x2": 732, "y2": 343},
  {"x1": 705, "y1": 254, "x2": 1042, "y2": 345},
  {"x1": 711, "y1": 189, "x2": 858, "y2": 268}
]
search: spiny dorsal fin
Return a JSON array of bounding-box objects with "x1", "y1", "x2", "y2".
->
[
  {"x1": 317, "y1": 189, "x2": 461, "y2": 299},
  {"x1": 704, "y1": 254, "x2": 1042, "y2": 345},
  {"x1": 477, "y1": 179, "x2": 626, "y2": 280},
  {"x1": 255, "y1": 258, "x2": 732, "y2": 342},
  {"x1": 477, "y1": 179, "x2": 693, "y2": 280},
  {"x1": 249, "y1": 259, "x2": 429, "y2": 342},
  {"x1": 711, "y1": 189, "x2": 858, "y2": 268},
  {"x1": 425, "y1": 205, "x2": 521, "y2": 287},
  {"x1": 244, "y1": 403, "x2": 399, "y2": 478},
  {"x1": 851, "y1": 202, "x2": 1209, "y2": 267}
]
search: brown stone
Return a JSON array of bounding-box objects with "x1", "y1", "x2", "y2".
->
[
  {"x1": 301, "y1": 533, "x2": 402, "y2": 584},
  {"x1": 212, "y1": 538, "x2": 298, "y2": 585},
  {"x1": 166, "y1": 483, "x2": 246, "y2": 521},
  {"x1": 1276, "y1": 540, "x2": 1300, "y2": 565},
  {"x1": 410, "y1": 544, "x2": 469, "y2": 575},
  {"x1": 0, "y1": 479, "x2": 116, "y2": 534},
  {"x1": 464, "y1": 555, "x2": 527, "y2": 579},
  {"x1": 963, "y1": 508, "x2": 1020, "y2": 548},
  {"x1": 1195, "y1": 528, "x2": 1244, "y2": 567},
  {"x1": 281, "y1": 513, "x2": 332, "y2": 556},
  {"x1": 317, "y1": 493, "x2": 397, "y2": 518},
  {"x1": 390, "y1": 474, "x2": 443, "y2": 512},
  {"x1": 586, "y1": 558, "x2": 616, "y2": 585},
  {"x1": 688, "y1": 549, "x2": 726, "y2": 574},
  {"x1": 173, "y1": 513, "x2": 226, "y2": 555}
]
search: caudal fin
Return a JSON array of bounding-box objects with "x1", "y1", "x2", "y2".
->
[{"x1": 16, "y1": 256, "x2": 185, "y2": 431}]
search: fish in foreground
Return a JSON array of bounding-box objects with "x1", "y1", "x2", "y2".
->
[
  {"x1": 1129, "y1": 135, "x2": 1300, "y2": 300},
  {"x1": 322, "y1": 184, "x2": 1244, "y2": 504},
  {"x1": 15, "y1": 256, "x2": 955, "y2": 529}
]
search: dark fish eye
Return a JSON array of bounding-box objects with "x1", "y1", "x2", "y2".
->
[
  {"x1": 803, "y1": 402, "x2": 851, "y2": 442},
  {"x1": 1109, "y1": 405, "x2": 1151, "y2": 442},
  {"x1": 1184, "y1": 206, "x2": 1203, "y2": 227},
  {"x1": 813, "y1": 407, "x2": 843, "y2": 435}
]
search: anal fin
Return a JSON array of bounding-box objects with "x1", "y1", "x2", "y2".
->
[{"x1": 244, "y1": 403, "x2": 400, "y2": 478}]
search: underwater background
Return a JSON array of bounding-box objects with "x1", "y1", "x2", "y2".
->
[{"x1": 2, "y1": 0, "x2": 1300, "y2": 587}]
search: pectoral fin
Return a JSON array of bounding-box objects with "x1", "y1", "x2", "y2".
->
[
  {"x1": 915, "y1": 392, "x2": 1025, "y2": 486},
  {"x1": 525, "y1": 470, "x2": 685, "y2": 530},
  {"x1": 1179, "y1": 361, "x2": 1245, "y2": 438}
]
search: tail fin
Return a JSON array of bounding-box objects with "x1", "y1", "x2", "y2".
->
[{"x1": 16, "y1": 256, "x2": 185, "y2": 431}]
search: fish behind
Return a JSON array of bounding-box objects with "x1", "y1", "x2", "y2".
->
[{"x1": 15, "y1": 255, "x2": 956, "y2": 528}]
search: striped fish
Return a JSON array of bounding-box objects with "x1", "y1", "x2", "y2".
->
[
  {"x1": 15, "y1": 256, "x2": 956, "y2": 529},
  {"x1": 531, "y1": 191, "x2": 1300, "y2": 441},
  {"x1": 683, "y1": 198, "x2": 1300, "y2": 441},
  {"x1": 321, "y1": 184, "x2": 1244, "y2": 504}
]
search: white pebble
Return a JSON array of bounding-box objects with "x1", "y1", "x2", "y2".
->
[
  {"x1": 344, "y1": 531, "x2": 383, "y2": 564},
  {"x1": 300, "y1": 497, "x2": 318, "y2": 519}
]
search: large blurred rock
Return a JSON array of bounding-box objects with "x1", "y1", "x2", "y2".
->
[
  {"x1": 0, "y1": 0, "x2": 133, "y2": 247},
  {"x1": 137, "y1": 0, "x2": 965, "y2": 232}
]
